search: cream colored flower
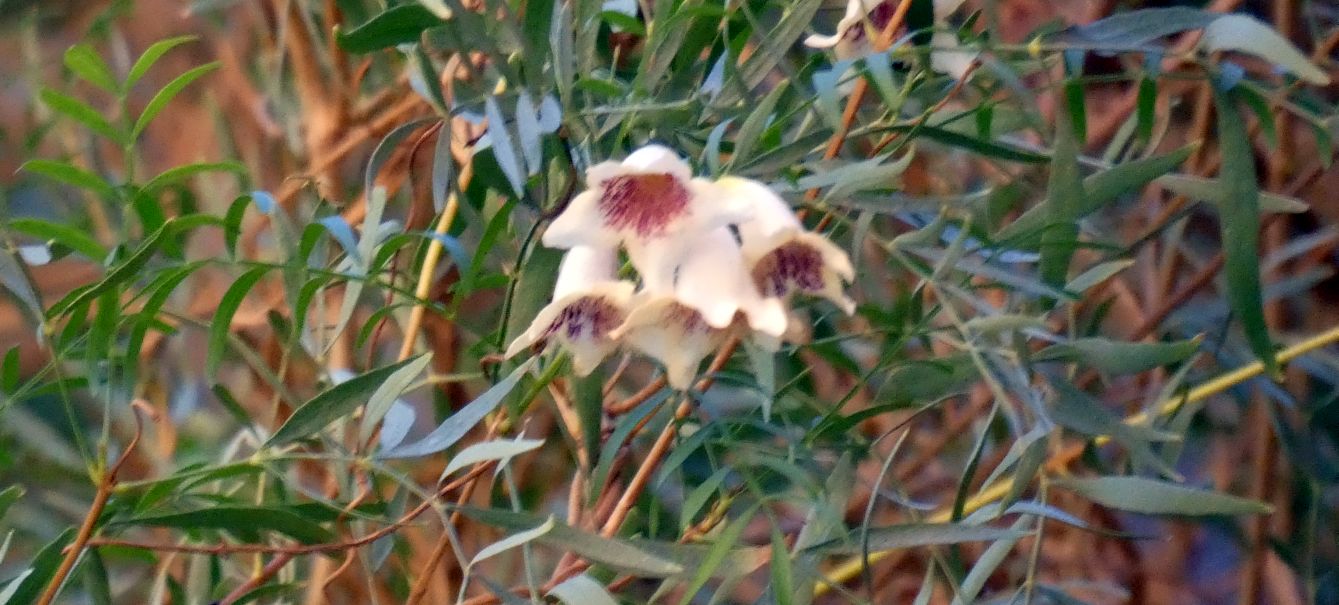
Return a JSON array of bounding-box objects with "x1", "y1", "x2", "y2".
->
[
  {"x1": 543, "y1": 145, "x2": 753, "y2": 291},
  {"x1": 667, "y1": 227, "x2": 789, "y2": 338},
  {"x1": 505, "y1": 246, "x2": 635, "y2": 376},
  {"x1": 805, "y1": 0, "x2": 976, "y2": 80},
  {"x1": 612, "y1": 297, "x2": 731, "y2": 389},
  {"x1": 720, "y1": 177, "x2": 857, "y2": 315}
]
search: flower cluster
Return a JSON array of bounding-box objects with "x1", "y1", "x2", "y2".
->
[
  {"x1": 804, "y1": 0, "x2": 976, "y2": 80},
  {"x1": 504, "y1": 145, "x2": 855, "y2": 389}
]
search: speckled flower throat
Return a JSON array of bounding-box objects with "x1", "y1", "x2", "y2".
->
[
  {"x1": 598, "y1": 173, "x2": 690, "y2": 237},
  {"x1": 753, "y1": 242, "x2": 825, "y2": 297},
  {"x1": 545, "y1": 297, "x2": 623, "y2": 339}
]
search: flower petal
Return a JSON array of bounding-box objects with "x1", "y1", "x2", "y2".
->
[
  {"x1": 720, "y1": 177, "x2": 804, "y2": 259},
  {"x1": 673, "y1": 228, "x2": 788, "y2": 336},
  {"x1": 553, "y1": 245, "x2": 620, "y2": 300},
  {"x1": 615, "y1": 298, "x2": 725, "y2": 389},
  {"x1": 504, "y1": 281, "x2": 636, "y2": 376},
  {"x1": 544, "y1": 190, "x2": 619, "y2": 249},
  {"x1": 750, "y1": 232, "x2": 856, "y2": 315},
  {"x1": 804, "y1": 0, "x2": 885, "y2": 49}
]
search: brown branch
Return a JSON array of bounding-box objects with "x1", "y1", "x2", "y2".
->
[{"x1": 39, "y1": 401, "x2": 156, "y2": 605}]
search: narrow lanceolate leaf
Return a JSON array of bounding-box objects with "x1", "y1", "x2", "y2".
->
[
  {"x1": 803, "y1": 523, "x2": 1028, "y2": 554},
  {"x1": 63, "y1": 44, "x2": 118, "y2": 92},
  {"x1": 995, "y1": 146, "x2": 1194, "y2": 243},
  {"x1": 21, "y1": 159, "x2": 114, "y2": 198},
  {"x1": 39, "y1": 89, "x2": 122, "y2": 142},
  {"x1": 140, "y1": 161, "x2": 246, "y2": 196},
  {"x1": 1036, "y1": 336, "x2": 1200, "y2": 375},
  {"x1": 126, "y1": 36, "x2": 198, "y2": 89},
  {"x1": 335, "y1": 4, "x2": 445, "y2": 53},
  {"x1": 1200, "y1": 15, "x2": 1330, "y2": 85},
  {"x1": 206, "y1": 266, "x2": 270, "y2": 378},
  {"x1": 359, "y1": 353, "x2": 433, "y2": 444},
  {"x1": 8, "y1": 218, "x2": 107, "y2": 261},
  {"x1": 484, "y1": 95, "x2": 526, "y2": 195},
  {"x1": 441, "y1": 438, "x2": 544, "y2": 479},
  {"x1": 120, "y1": 507, "x2": 336, "y2": 544},
  {"x1": 1157, "y1": 174, "x2": 1308, "y2": 214},
  {"x1": 470, "y1": 516, "x2": 556, "y2": 566},
  {"x1": 1056, "y1": 476, "x2": 1272, "y2": 516},
  {"x1": 379, "y1": 358, "x2": 535, "y2": 458},
  {"x1": 132, "y1": 62, "x2": 220, "y2": 138},
  {"x1": 1, "y1": 529, "x2": 75, "y2": 605},
  {"x1": 1039, "y1": 87, "x2": 1086, "y2": 294},
  {"x1": 267, "y1": 356, "x2": 428, "y2": 446},
  {"x1": 1213, "y1": 84, "x2": 1277, "y2": 376}
]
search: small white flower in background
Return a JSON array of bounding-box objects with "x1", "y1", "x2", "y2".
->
[
  {"x1": 805, "y1": 0, "x2": 977, "y2": 80},
  {"x1": 542, "y1": 145, "x2": 753, "y2": 292},
  {"x1": 507, "y1": 144, "x2": 860, "y2": 389},
  {"x1": 612, "y1": 297, "x2": 730, "y2": 389},
  {"x1": 504, "y1": 246, "x2": 636, "y2": 376},
  {"x1": 723, "y1": 177, "x2": 858, "y2": 315}
]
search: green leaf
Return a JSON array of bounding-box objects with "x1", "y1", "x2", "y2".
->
[
  {"x1": 1213, "y1": 85, "x2": 1277, "y2": 376},
  {"x1": 378, "y1": 358, "x2": 536, "y2": 458},
  {"x1": 206, "y1": 266, "x2": 270, "y2": 378},
  {"x1": 1048, "y1": 379, "x2": 1182, "y2": 479},
  {"x1": 132, "y1": 62, "x2": 220, "y2": 139},
  {"x1": 0, "y1": 250, "x2": 43, "y2": 327},
  {"x1": 360, "y1": 353, "x2": 433, "y2": 444},
  {"x1": 8, "y1": 218, "x2": 107, "y2": 261},
  {"x1": 731, "y1": 83, "x2": 785, "y2": 167},
  {"x1": 267, "y1": 356, "x2": 428, "y2": 446},
  {"x1": 336, "y1": 4, "x2": 445, "y2": 53},
  {"x1": 1038, "y1": 89, "x2": 1086, "y2": 292},
  {"x1": 1200, "y1": 15, "x2": 1330, "y2": 85},
  {"x1": 1157, "y1": 174, "x2": 1308, "y2": 214},
  {"x1": 126, "y1": 36, "x2": 198, "y2": 90},
  {"x1": 441, "y1": 438, "x2": 544, "y2": 479},
  {"x1": 1062, "y1": 7, "x2": 1216, "y2": 49},
  {"x1": 120, "y1": 506, "x2": 336, "y2": 544},
  {"x1": 140, "y1": 161, "x2": 246, "y2": 196},
  {"x1": 21, "y1": 159, "x2": 114, "y2": 198},
  {"x1": 674, "y1": 505, "x2": 757, "y2": 605},
  {"x1": 1036, "y1": 336, "x2": 1200, "y2": 375},
  {"x1": 1136, "y1": 77, "x2": 1156, "y2": 143},
  {"x1": 1055, "y1": 476, "x2": 1272, "y2": 516},
  {"x1": 804, "y1": 523, "x2": 1028, "y2": 554},
  {"x1": 996, "y1": 146, "x2": 1194, "y2": 244},
  {"x1": 484, "y1": 96, "x2": 526, "y2": 196},
  {"x1": 39, "y1": 88, "x2": 122, "y2": 142},
  {"x1": 64, "y1": 44, "x2": 118, "y2": 92},
  {"x1": 731, "y1": 0, "x2": 822, "y2": 96},
  {"x1": 0, "y1": 528, "x2": 75, "y2": 605}
]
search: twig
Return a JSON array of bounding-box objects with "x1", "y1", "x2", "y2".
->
[{"x1": 39, "y1": 401, "x2": 156, "y2": 605}]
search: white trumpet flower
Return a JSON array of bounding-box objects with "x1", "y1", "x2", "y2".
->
[
  {"x1": 505, "y1": 246, "x2": 635, "y2": 376},
  {"x1": 721, "y1": 177, "x2": 857, "y2": 315},
  {"x1": 805, "y1": 0, "x2": 977, "y2": 80},
  {"x1": 669, "y1": 227, "x2": 789, "y2": 337},
  {"x1": 612, "y1": 297, "x2": 730, "y2": 389},
  {"x1": 543, "y1": 145, "x2": 753, "y2": 291}
]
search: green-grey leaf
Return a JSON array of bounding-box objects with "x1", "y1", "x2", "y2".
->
[
  {"x1": 1055, "y1": 476, "x2": 1272, "y2": 515},
  {"x1": 267, "y1": 356, "x2": 428, "y2": 446},
  {"x1": 1036, "y1": 336, "x2": 1199, "y2": 375},
  {"x1": 1200, "y1": 15, "x2": 1329, "y2": 85},
  {"x1": 119, "y1": 507, "x2": 335, "y2": 544},
  {"x1": 378, "y1": 358, "x2": 535, "y2": 458},
  {"x1": 359, "y1": 353, "x2": 433, "y2": 444},
  {"x1": 21, "y1": 159, "x2": 114, "y2": 198},
  {"x1": 548, "y1": 574, "x2": 619, "y2": 605},
  {"x1": 1212, "y1": 85, "x2": 1277, "y2": 376},
  {"x1": 805, "y1": 523, "x2": 1028, "y2": 554},
  {"x1": 1157, "y1": 174, "x2": 1308, "y2": 214},
  {"x1": 39, "y1": 88, "x2": 122, "y2": 142}
]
